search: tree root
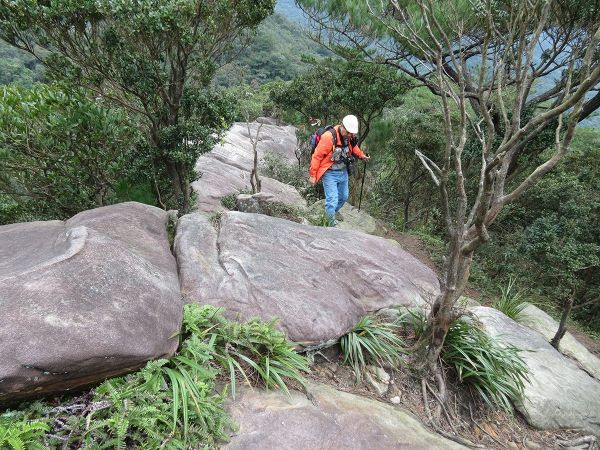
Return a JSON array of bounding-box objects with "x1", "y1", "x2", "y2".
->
[
  {"x1": 422, "y1": 378, "x2": 433, "y2": 423},
  {"x1": 434, "y1": 426, "x2": 485, "y2": 449},
  {"x1": 558, "y1": 435, "x2": 597, "y2": 448},
  {"x1": 469, "y1": 404, "x2": 505, "y2": 448}
]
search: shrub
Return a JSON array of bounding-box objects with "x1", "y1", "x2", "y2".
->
[
  {"x1": 260, "y1": 152, "x2": 306, "y2": 190},
  {"x1": 340, "y1": 315, "x2": 405, "y2": 381},
  {"x1": 493, "y1": 277, "x2": 527, "y2": 321},
  {"x1": 221, "y1": 193, "x2": 238, "y2": 210},
  {"x1": 442, "y1": 317, "x2": 529, "y2": 413}
]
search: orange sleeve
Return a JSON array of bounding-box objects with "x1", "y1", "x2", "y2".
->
[
  {"x1": 351, "y1": 143, "x2": 366, "y2": 160},
  {"x1": 309, "y1": 132, "x2": 334, "y2": 179}
]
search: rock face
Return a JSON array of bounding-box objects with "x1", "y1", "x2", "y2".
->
[
  {"x1": 517, "y1": 303, "x2": 600, "y2": 380},
  {"x1": 308, "y1": 200, "x2": 378, "y2": 234},
  {"x1": 472, "y1": 307, "x2": 600, "y2": 436},
  {"x1": 193, "y1": 122, "x2": 305, "y2": 213},
  {"x1": 224, "y1": 382, "x2": 467, "y2": 450},
  {"x1": 0, "y1": 202, "x2": 182, "y2": 402},
  {"x1": 175, "y1": 211, "x2": 439, "y2": 345}
]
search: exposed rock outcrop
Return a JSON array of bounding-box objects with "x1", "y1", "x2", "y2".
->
[
  {"x1": 192, "y1": 122, "x2": 305, "y2": 213},
  {"x1": 517, "y1": 303, "x2": 600, "y2": 380},
  {"x1": 175, "y1": 211, "x2": 439, "y2": 345},
  {"x1": 224, "y1": 382, "x2": 467, "y2": 450},
  {"x1": 0, "y1": 202, "x2": 182, "y2": 402},
  {"x1": 472, "y1": 307, "x2": 600, "y2": 436}
]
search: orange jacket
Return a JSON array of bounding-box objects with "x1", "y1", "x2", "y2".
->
[{"x1": 309, "y1": 125, "x2": 366, "y2": 182}]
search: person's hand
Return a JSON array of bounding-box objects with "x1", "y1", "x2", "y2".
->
[
  {"x1": 363, "y1": 154, "x2": 371, "y2": 161},
  {"x1": 309, "y1": 176, "x2": 317, "y2": 185}
]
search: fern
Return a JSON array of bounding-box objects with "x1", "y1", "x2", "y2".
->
[{"x1": 0, "y1": 417, "x2": 48, "y2": 450}]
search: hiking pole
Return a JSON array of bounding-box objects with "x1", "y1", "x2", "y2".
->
[{"x1": 358, "y1": 154, "x2": 368, "y2": 211}]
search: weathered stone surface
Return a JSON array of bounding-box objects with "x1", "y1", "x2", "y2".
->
[
  {"x1": 472, "y1": 307, "x2": 600, "y2": 436},
  {"x1": 308, "y1": 200, "x2": 378, "y2": 234},
  {"x1": 0, "y1": 202, "x2": 182, "y2": 402},
  {"x1": 193, "y1": 122, "x2": 304, "y2": 213},
  {"x1": 517, "y1": 303, "x2": 600, "y2": 380},
  {"x1": 224, "y1": 382, "x2": 467, "y2": 450},
  {"x1": 235, "y1": 192, "x2": 275, "y2": 214},
  {"x1": 175, "y1": 211, "x2": 439, "y2": 345},
  {"x1": 365, "y1": 365, "x2": 390, "y2": 396}
]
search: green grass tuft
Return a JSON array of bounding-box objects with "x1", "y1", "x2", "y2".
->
[
  {"x1": 493, "y1": 277, "x2": 527, "y2": 321},
  {"x1": 442, "y1": 316, "x2": 529, "y2": 413},
  {"x1": 182, "y1": 305, "x2": 310, "y2": 398},
  {"x1": 339, "y1": 315, "x2": 405, "y2": 381}
]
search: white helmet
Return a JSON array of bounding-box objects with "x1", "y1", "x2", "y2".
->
[{"x1": 342, "y1": 114, "x2": 359, "y2": 134}]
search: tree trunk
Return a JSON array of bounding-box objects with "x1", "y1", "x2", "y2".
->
[
  {"x1": 418, "y1": 246, "x2": 474, "y2": 375},
  {"x1": 551, "y1": 295, "x2": 574, "y2": 349}
]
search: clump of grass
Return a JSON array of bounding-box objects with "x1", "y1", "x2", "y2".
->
[
  {"x1": 183, "y1": 305, "x2": 310, "y2": 398},
  {"x1": 309, "y1": 212, "x2": 334, "y2": 227},
  {"x1": 442, "y1": 316, "x2": 529, "y2": 413},
  {"x1": 493, "y1": 277, "x2": 527, "y2": 321},
  {"x1": 339, "y1": 315, "x2": 405, "y2": 381}
]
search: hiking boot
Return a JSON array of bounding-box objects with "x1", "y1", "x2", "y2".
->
[{"x1": 335, "y1": 212, "x2": 344, "y2": 222}]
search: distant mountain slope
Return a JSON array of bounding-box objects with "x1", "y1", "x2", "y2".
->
[
  {"x1": 0, "y1": 40, "x2": 44, "y2": 86},
  {"x1": 214, "y1": 12, "x2": 328, "y2": 86}
]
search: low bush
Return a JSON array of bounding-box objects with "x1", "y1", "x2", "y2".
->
[{"x1": 340, "y1": 315, "x2": 405, "y2": 381}]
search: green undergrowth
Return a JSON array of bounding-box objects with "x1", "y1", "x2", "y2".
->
[
  {"x1": 341, "y1": 311, "x2": 529, "y2": 414},
  {"x1": 0, "y1": 305, "x2": 309, "y2": 449},
  {"x1": 404, "y1": 310, "x2": 529, "y2": 414}
]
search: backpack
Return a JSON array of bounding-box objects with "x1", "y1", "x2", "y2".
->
[{"x1": 310, "y1": 125, "x2": 337, "y2": 155}]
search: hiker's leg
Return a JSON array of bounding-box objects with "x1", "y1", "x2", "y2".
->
[
  {"x1": 322, "y1": 170, "x2": 338, "y2": 225},
  {"x1": 335, "y1": 170, "x2": 349, "y2": 212}
]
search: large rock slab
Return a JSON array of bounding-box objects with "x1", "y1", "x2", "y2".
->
[
  {"x1": 472, "y1": 307, "x2": 600, "y2": 436},
  {"x1": 193, "y1": 122, "x2": 305, "y2": 213},
  {"x1": 224, "y1": 382, "x2": 467, "y2": 450},
  {"x1": 0, "y1": 202, "x2": 182, "y2": 402},
  {"x1": 308, "y1": 200, "x2": 378, "y2": 234},
  {"x1": 517, "y1": 303, "x2": 600, "y2": 380},
  {"x1": 175, "y1": 211, "x2": 439, "y2": 345}
]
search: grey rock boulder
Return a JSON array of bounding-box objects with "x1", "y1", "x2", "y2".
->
[
  {"x1": 308, "y1": 200, "x2": 377, "y2": 234},
  {"x1": 0, "y1": 202, "x2": 182, "y2": 402},
  {"x1": 175, "y1": 211, "x2": 439, "y2": 345},
  {"x1": 224, "y1": 382, "x2": 467, "y2": 450},
  {"x1": 193, "y1": 122, "x2": 305, "y2": 213},
  {"x1": 517, "y1": 303, "x2": 600, "y2": 380},
  {"x1": 472, "y1": 306, "x2": 600, "y2": 436}
]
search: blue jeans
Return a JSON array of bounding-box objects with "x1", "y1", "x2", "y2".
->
[{"x1": 322, "y1": 169, "x2": 349, "y2": 224}]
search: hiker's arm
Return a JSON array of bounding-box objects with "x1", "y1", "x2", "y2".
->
[
  {"x1": 351, "y1": 144, "x2": 369, "y2": 160},
  {"x1": 309, "y1": 133, "x2": 333, "y2": 180}
]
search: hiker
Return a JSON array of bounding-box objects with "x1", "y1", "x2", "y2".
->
[{"x1": 309, "y1": 115, "x2": 370, "y2": 226}]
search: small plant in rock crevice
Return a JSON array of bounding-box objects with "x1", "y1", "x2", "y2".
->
[
  {"x1": 182, "y1": 305, "x2": 310, "y2": 398},
  {"x1": 221, "y1": 193, "x2": 238, "y2": 210},
  {"x1": 339, "y1": 315, "x2": 405, "y2": 381},
  {"x1": 493, "y1": 277, "x2": 527, "y2": 321}
]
